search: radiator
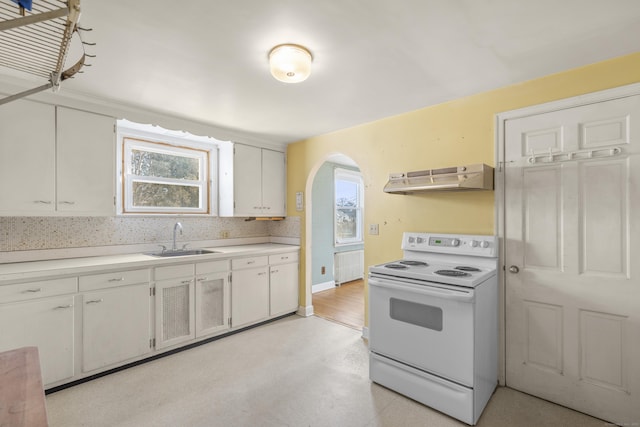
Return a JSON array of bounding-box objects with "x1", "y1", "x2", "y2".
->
[{"x1": 334, "y1": 250, "x2": 364, "y2": 285}]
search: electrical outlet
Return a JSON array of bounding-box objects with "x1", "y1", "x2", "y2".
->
[
  {"x1": 221, "y1": 230, "x2": 230, "y2": 239},
  {"x1": 369, "y1": 224, "x2": 379, "y2": 235},
  {"x1": 321, "y1": 266, "x2": 326, "y2": 275}
]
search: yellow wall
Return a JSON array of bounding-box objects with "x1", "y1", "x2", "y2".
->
[{"x1": 287, "y1": 52, "x2": 640, "y2": 322}]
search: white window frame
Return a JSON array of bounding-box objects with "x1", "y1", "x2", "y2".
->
[
  {"x1": 334, "y1": 168, "x2": 364, "y2": 245},
  {"x1": 121, "y1": 137, "x2": 211, "y2": 214}
]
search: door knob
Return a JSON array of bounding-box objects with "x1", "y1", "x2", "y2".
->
[{"x1": 509, "y1": 265, "x2": 520, "y2": 274}]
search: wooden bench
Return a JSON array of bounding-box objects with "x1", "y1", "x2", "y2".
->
[{"x1": 0, "y1": 346, "x2": 48, "y2": 427}]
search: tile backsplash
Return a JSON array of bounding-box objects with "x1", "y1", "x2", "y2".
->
[{"x1": 0, "y1": 216, "x2": 300, "y2": 252}]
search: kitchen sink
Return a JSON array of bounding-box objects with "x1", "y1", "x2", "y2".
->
[{"x1": 146, "y1": 249, "x2": 219, "y2": 257}]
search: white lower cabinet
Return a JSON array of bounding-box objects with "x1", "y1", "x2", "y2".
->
[
  {"x1": 0, "y1": 294, "x2": 75, "y2": 386},
  {"x1": 155, "y1": 277, "x2": 196, "y2": 350},
  {"x1": 154, "y1": 260, "x2": 230, "y2": 349},
  {"x1": 269, "y1": 262, "x2": 299, "y2": 317},
  {"x1": 0, "y1": 248, "x2": 298, "y2": 388},
  {"x1": 195, "y1": 260, "x2": 230, "y2": 337},
  {"x1": 231, "y1": 256, "x2": 270, "y2": 328},
  {"x1": 231, "y1": 252, "x2": 299, "y2": 327},
  {"x1": 79, "y1": 269, "x2": 151, "y2": 372},
  {"x1": 82, "y1": 284, "x2": 151, "y2": 372}
]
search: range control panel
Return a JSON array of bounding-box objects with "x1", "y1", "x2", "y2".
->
[{"x1": 402, "y1": 233, "x2": 498, "y2": 257}]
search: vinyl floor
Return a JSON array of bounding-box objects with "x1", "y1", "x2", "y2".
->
[{"x1": 46, "y1": 315, "x2": 606, "y2": 427}]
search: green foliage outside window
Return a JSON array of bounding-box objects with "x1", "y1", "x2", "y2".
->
[
  {"x1": 130, "y1": 149, "x2": 201, "y2": 208},
  {"x1": 123, "y1": 138, "x2": 209, "y2": 213}
]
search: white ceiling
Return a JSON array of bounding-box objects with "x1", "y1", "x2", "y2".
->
[{"x1": 3, "y1": 1, "x2": 640, "y2": 145}]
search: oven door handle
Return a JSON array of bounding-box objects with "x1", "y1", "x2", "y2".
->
[{"x1": 369, "y1": 277, "x2": 475, "y2": 303}]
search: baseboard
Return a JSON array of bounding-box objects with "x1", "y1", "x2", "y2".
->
[
  {"x1": 297, "y1": 305, "x2": 314, "y2": 317},
  {"x1": 312, "y1": 280, "x2": 336, "y2": 293},
  {"x1": 362, "y1": 326, "x2": 370, "y2": 340}
]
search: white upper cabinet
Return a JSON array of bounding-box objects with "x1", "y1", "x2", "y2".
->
[
  {"x1": 0, "y1": 100, "x2": 115, "y2": 216},
  {"x1": 233, "y1": 144, "x2": 264, "y2": 216},
  {"x1": 0, "y1": 100, "x2": 56, "y2": 213},
  {"x1": 56, "y1": 107, "x2": 116, "y2": 215},
  {"x1": 219, "y1": 143, "x2": 286, "y2": 217},
  {"x1": 261, "y1": 148, "x2": 286, "y2": 216}
]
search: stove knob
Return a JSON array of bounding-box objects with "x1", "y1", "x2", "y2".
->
[
  {"x1": 480, "y1": 241, "x2": 490, "y2": 248},
  {"x1": 408, "y1": 236, "x2": 415, "y2": 243},
  {"x1": 451, "y1": 238, "x2": 460, "y2": 247},
  {"x1": 470, "y1": 240, "x2": 478, "y2": 248},
  {"x1": 416, "y1": 237, "x2": 425, "y2": 244}
]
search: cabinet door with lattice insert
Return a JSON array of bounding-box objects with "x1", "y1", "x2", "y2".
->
[
  {"x1": 155, "y1": 278, "x2": 195, "y2": 349},
  {"x1": 195, "y1": 272, "x2": 230, "y2": 337}
]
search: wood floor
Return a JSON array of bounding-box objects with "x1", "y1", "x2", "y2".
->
[{"x1": 312, "y1": 279, "x2": 364, "y2": 330}]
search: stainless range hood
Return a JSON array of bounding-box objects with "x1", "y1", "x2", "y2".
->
[{"x1": 384, "y1": 164, "x2": 494, "y2": 194}]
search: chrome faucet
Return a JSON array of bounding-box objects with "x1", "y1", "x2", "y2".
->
[{"x1": 172, "y1": 222, "x2": 183, "y2": 251}]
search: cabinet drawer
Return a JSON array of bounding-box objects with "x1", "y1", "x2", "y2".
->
[
  {"x1": 154, "y1": 263, "x2": 195, "y2": 281},
  {"x1": 231, "y1": 256, "x2": 268, "y2": 270},
  {"x1": 79, "y1": 269, "x2": 150, "y2": 292},
  {"x1": 268, "y1": 252, "x2": 299, "y2": 265},
  {"x1": 196, "y1": 260, "x2": 229, "y2": 275},
  {"x1": 0, "y1": 277, "x2": 78, "y2": 303}
]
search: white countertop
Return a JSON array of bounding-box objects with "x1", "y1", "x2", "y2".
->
[{"x1": 0, "y1": 243, "x2": 299, "y2": 285}]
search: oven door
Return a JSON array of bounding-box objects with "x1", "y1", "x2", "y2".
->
[{"x1": 369, "y1": 274, "x2": 475, "y2": 387}]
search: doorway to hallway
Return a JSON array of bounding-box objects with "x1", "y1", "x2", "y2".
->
[{"x1": 308, "y1": 153, "x2": 365, "y2": 332}]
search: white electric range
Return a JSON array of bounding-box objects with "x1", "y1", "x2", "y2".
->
[{"x1": 368, "y1": 232, "x2": 498, "y2": 425}]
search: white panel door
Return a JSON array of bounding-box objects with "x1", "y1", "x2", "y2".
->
[{"x1": 504, "y1": 95, "x2": 640, "y2": 424}]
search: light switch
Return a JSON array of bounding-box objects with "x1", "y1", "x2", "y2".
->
[{"x1": 369, "y1": 224, "x2": 379, "y2": 235}]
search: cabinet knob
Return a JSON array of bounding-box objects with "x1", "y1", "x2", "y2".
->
[
  {"x1": 108, "y1": 277, "x2": 125, "y2": 282},
  {"x1": 58, "y1": 201, "x2": 76, "y2": 205},
  {"x1": 86, "y1": 299, "x2": 104, "y2": 304},
  {"x1": 33, "y1": 200, "x2": 52, "y2": 205},
  {"x1": 54, "y1": 304, "x2": 73, "y2": 310},
  {"x1": 23, "y1": 288, "x2": 42, "y2": 293}
]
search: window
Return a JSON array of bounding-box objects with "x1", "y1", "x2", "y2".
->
[
  {"x1": 335, "y1": 168, "x2": 363, "y2": 245},
  {"x1": 122, "y1": 138, "x2": 210, "y2": 214}
]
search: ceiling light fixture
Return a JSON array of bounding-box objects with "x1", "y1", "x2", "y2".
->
[{"x1": 269, "y1": 44, "x2": 312, "y2": 83}]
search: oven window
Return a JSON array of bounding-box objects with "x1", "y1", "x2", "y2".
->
[{"x1": 389, "y1": 298, "x2": 443, "y2": 331}]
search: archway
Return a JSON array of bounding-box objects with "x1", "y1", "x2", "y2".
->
[{"x1": 303, "y1": 152, "x2": 364, "y2": 331}]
